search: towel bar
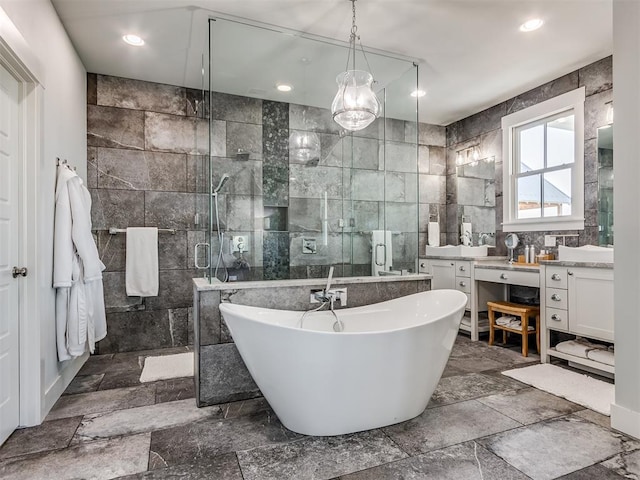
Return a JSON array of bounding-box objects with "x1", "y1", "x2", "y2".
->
[{"x1": 108, "y1": 227, "x2": 176, "y2": 235}]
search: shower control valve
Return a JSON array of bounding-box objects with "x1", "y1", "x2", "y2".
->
[{"x1": 231, "y1": 236, "x2": 249, "y2": 253}]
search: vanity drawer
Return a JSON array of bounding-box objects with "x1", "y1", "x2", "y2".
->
[
  {"x1": 546, "y1": 307, "x2": 568, "y2": 331},
  {"x1": 456, "y1": 261, "x2": 471, "y2": 278},
  {"x1": 545, "y1": 288, "x2": 568, "y2": 310},
  {"x1": 546, "y1": 267, "x2": 568, "y2": 289},
  {"x1": 456, "y1": 277, "x2": 471, "y2": 293},
  {"x1": 474, "y1": 268, "x2": 540, "y2": 287}
]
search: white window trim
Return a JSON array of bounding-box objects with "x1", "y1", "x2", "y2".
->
[{"x1": 502, "y1": 87, "x2": 586, "y2": 232}]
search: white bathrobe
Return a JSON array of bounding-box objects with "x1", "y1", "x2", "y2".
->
[{"x1": 53, "y1": 165, "x2": 107, "y2": 361}]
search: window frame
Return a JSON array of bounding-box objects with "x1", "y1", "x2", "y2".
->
[{"x1": 502, "y1": 87, "x2": 586, "y2": 232}]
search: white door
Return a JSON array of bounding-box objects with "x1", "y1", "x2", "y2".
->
[{"x1": 0, "y1": 62, "x2": 21, "y2": 445}]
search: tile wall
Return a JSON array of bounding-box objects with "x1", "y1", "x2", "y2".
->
[
  {"x1": 445, "y1": 56, "x2": 613, "y2": 256},
  {"x1": 88, "y1": 73, "x2": 446, "y2": 353}
]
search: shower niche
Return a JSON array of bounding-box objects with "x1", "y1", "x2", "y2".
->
[{"x1": 196, "y1": 16, "x2": 421, "y2": 283}]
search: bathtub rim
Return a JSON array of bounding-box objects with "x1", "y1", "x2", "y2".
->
[{"x1": 219, "y1": 289, "x2": 467, "y2": 336}]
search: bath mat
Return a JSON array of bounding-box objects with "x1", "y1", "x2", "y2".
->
[
  {"x1": 502, "y1": 363, "x2": 614, "y2": 415},
  {"x1": 140, "y1": 352, "x2": 194, "y2": 382}
]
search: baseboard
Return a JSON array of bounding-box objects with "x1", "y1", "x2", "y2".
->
[
  {"x1": 611, "y1": 402, "x2": 640, "y2": 440},
  {"x1": 42, "y1": 352, "x2": 88, "y2": 421}
]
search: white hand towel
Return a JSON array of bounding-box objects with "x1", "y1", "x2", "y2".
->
[
  {"x1": 428, "y1": 222, "x2": 440, "y2": 247},
  {"x1": 586, "y1": 349, "x2": 615, "y2": 366},
  {"x1": 461, "y1": 222, "x2": 472, "y2": 246},
  {"x1": 126, "y1": 227, "x2": 159, "y2": 297}
]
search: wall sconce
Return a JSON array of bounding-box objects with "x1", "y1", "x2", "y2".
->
[{"x1": 456, "y1": 145, "x2": 483, "y2": 166}]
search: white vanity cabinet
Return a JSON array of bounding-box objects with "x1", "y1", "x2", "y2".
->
[
  {"x1": 420, "y1": 257, "x2": 503, "y2": 340},
  {"x1": 540, "y1": 264, "x2": 614, "y2": 373}
]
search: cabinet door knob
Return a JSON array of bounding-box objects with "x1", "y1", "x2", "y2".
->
[
  {"x1": 500, "y1": 273, "x2": 508, "y2": 280},
  {"x1": 567, "y1": 271, "x2": 574, "y2": 276},
  {"x1": 420, "y1": 263, "x2": 426, "y2": 268},
  {"x1": 459, "y1": 281, "x2": 466, "y2": 287},
  {"x1": 551, "y1": 314, "x2": 560, "y2": 321},
  {"x1": 459, "y1": 266, "x2": 465, "y2": 271},
  {"x1": 551, "y1": 294, "x2": 561, "y2": 301},
  {"x1": 12, "y1": 267, "x2": 28, "y2": 278},
  {"x1": 551, "y1": 274, "x2": 561, "y2": 280}
]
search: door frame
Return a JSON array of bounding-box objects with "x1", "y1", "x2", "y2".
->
[{"x1": 0, "y1": 8, "x2": 45, "y2": 427}]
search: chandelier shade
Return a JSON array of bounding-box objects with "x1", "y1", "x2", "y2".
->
[
  {"x1": 332, "y1": 70, "x2": 380, "y2": 131},
  {"x1": 289, "y1": 130, "x2": 321, "y2": 162}
]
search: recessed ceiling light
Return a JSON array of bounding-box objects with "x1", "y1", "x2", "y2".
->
[
  {"x1": 411, "y1": 89, "x2": 426, "y2": 98},
  {"x1": 519, "y1": 19, "x2": 544, "y2": 32},
  {"x1": 123, "y1": 34, "x2": 145, "y2": 46},
  {"x1": 277, "y1": 84, "x2": 293, "y2": 92}
]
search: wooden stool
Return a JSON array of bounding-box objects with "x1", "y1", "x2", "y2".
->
[{"x1": 487, "y1": 301, "x2": 540, "y2": 357}]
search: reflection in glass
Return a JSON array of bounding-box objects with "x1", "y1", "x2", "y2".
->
[
  {"x1": 543, "y1": 169, "x2": 572, "y2": 217},
  {"x1": 517, "y1": 174, "x2": 541, "y2": 219},
  {"x1": 547, "y1": 114, "x2": 575, "y2": 168},
  {"x1": 598, "y1": 125, "x2": 614, "y2": 245},
  {"x1": 519, "y1": 124, "x2": 544, "y2": 172}
]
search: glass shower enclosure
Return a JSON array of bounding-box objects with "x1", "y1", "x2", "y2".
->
[{"x1": 196, "y1": 16, "x2": 419, "y2": 283}]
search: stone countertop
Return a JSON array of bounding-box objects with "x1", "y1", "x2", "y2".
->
[
  {"x1": 473, "y1": 261, "x2": 540, "y2": 273},
  {"x1": 419, "y1": 256, "x2": 509, "y2": 262},
  {"x1": 539, "y1": 260, "x2": 614, "y2": 269},
  {"x1": 193, "y1": 273, "x2": 432, "y2": 291}
]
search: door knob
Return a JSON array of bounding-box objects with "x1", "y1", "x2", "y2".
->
[{"x1": 12, "y1": 266, "x2": 28, "y2": 278}]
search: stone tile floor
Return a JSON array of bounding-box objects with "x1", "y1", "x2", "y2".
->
[{"x1": 0, "y1": 336, "x2": 636, "y2": 480}]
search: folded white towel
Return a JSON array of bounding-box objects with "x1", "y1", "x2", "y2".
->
[
  {"x1": 126, "y1": 227, "x2": 159, "y2": 297},
  {"x1": 427, "y1": 222, "x2": 440, "y2": 247},
  {"x1": 586, "y1": 349, "x2": 615, "y2": 366},
  {"x1": 555, "y1": 340, "x2": 604, "y2": 358},
  {"x1": 496, "y1": 316, "x2": 515, "y2": 326}
]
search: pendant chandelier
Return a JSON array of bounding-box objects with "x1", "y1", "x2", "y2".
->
[{"x1": 331, "y1": 0, "x2": 381, "y2": 131}]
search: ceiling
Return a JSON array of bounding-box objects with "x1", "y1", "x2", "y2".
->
[{"x1": 50, "y1": 0, "x2": 613, "y2": 126}]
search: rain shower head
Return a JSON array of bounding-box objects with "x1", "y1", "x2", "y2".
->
[{"x1": 213, "y1": 173, "x2": 230, "y2": 194}]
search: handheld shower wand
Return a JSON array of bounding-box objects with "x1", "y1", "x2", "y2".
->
[{"x1": 213, "y1": 173, "x2": 230, "y2": 194}]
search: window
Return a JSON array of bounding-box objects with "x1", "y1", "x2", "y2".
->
[{"x1": 502, "y1": 87, "x2": 585, "y2": 231}]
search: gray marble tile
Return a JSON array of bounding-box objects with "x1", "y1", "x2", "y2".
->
[
  {"x1": 145, "y1": 112, "x2": 214, "y2": 155},
  {"x1": 198, "y1": 343, "x2": 260, "y2": 406},
  {"x1": 263, "y1": 231, "x2": 290, "y2": 280},
  {"x1": 225, "y1": 195, "x2": 263, "y2": 232},
  {"x1": 90, "y1": 188, "x2": 145, "y2": 230},
  {"x1": 72, "y1": 399, "x2": 219, "y2": 443},
  {"x1": 429, "y1": 372, "x2": 525, "y2": 408},
  {"x1": 262, "y1": 99, "x2": 288, "y2": 130},
  {"x1": 63, "y1": 374, "x2": 104, "y2": 395},
  {"x1": 573, "y1": 408, "x2": 611, "y2": 429},
  {"x1": 87, "y1": 105, "x2": 145, "y2": 150},
  {"x1": 116, "y1": 453, "x2": 243, "y2": 479},
  {"x1": 419, "y1": 123, "x2": 446, "y2": 147},
  {"x1": 339, "y1": 440, "x2": 529, "y2": 480},
  {"x1": 0, "y1": 433, "x2": 150, "y2": 480},
  {"x1": 557, "y1": 464, "x2": 625, "y2": 479},
  {"x1": 78, "y1": 353, "x2": 115, "y2": 375},
  {"x1": 144, "y1": 191, "x2": 195, "y2": 230},
  {"x1": 584, "y1": 88, "x2": 613, "y2": 141},
  {"x1": 87, "y1": 73, "x2": 97, "y2": 105},
  {"x1": 197, "y1": 289, "x2": 222, "y2": 346},
  {"x1": 87, "y1": 146, "x2": 98, "y2": 188},
  {"x1": 345, "y1": 201, "x2": 380, "y2": 232},
  {"x1": 601, "y1": 449, "x2": 640, "y2": 478},
  {"x1": 99, "y1": 309, "x2": 183, "y2": 354},
  {"x1": 386, "y1": 172, "x2": 417, "y2": 203},
  {"x1": 46, "y1": 384, "x2": 156, "y2": 421},
  {"x1": 185, "y1": 88, "x2": 208, "y2": 119},
  {"x1": 97, "y1": 231, "x2": 126, "y2": 271},
  {"x1": 419, "y1": 174, "x2": 446, "y2": 205},
  {"x1": 579, "y1": 56, "x2": 613, "y2": 97},
  {"x1": 352, "y1": 136, "x2": 380, "y2": 170},
  {"x1": 289, "y1": 164, "x2": 344, "y2": 199},
  {"x1": 289, "y1": 104, "x2": 342, "y2": 134},
  {"x1": 385, "y1": 141, "x2": 417, "y2": 173},
  {"x1": 0, "y1": 416, "x2": 82, "y2": 460},
  {"x1": 289, "y1": 198, "x2": 342, "y2": 232},
  {"x1": 147, "y1": 269, "x2": 196, "y2": 308},
  {"x1": 99, "y1": 369, "x2": 145, "y2": 391},
  {"x1": 263, "y1": 164, "x2": 289, "y2": 207},
  {"x1": 227, "y1": 121, "x2": 263, "y2": 160},
  {"x1": 158, "y1": 231, "x2": 188, "y2": 269},
  {"x1": 148, "y1": 411, "x2": 300, "y2": 469},
  {"x1": 384, "y1": 399, "x2": 521, "y2": 455},
  {"x1": 384, "y1": 203, "x2": 418, "y2": 233},
  {"x1": 418, "y1": 144, "x2": 430, "y2": 174},
  {"x1": 97, "y1": 75, "x2": 185, "y2": 115},
  {"x1": 448, "y1": 102, "x2": 507, "y2": 146},
  {"x1": 101, "y1": 271, "x2": 138, "y2": 312},
  {"x1": 154, "y1": 377, "x2": 195, "y2": 404},
  {"x1": 481, "y1": 415, "x2": 640, "y2": 480},
  {"x1": 429, "y1": 145, "x2": 446, "y2": 175},
  {"x1": 506, "y1": 71, "x2": 580, "y2": 116},
  {"x1": 385, "y1": 118, "x2": 407, "y2": 142},
  {"x1": 462, "y1": 205, "x2": 496, "y2": 233},
  {"x1": 478, "y1": 387, "x2": 583, "y2": 425},
  {"x1": 350, "y1": 169, "x2": 384, "y2": 201},
  {"x1": 218, "y1": 397, "x2": 273, "y2": 420},
  {"x1": 444, "y1": 355, "x2": 504, "y2": 374},
  {"x1": 198, "y1": 157, "x2": 262, "y2": 196},
  {"x1": 237, "y1": 429, "x2": 407, "y2": 480},
  {"x1": 212, "y1": 91, "x2": 262, "y2": 124},
  {"x1": 97, "y1": 148, "x2": 187, "y2": 192}
]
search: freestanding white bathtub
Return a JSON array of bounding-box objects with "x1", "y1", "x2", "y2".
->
[{"x1": 219, "y1": 289, "x2": 467, "y2": 436}]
